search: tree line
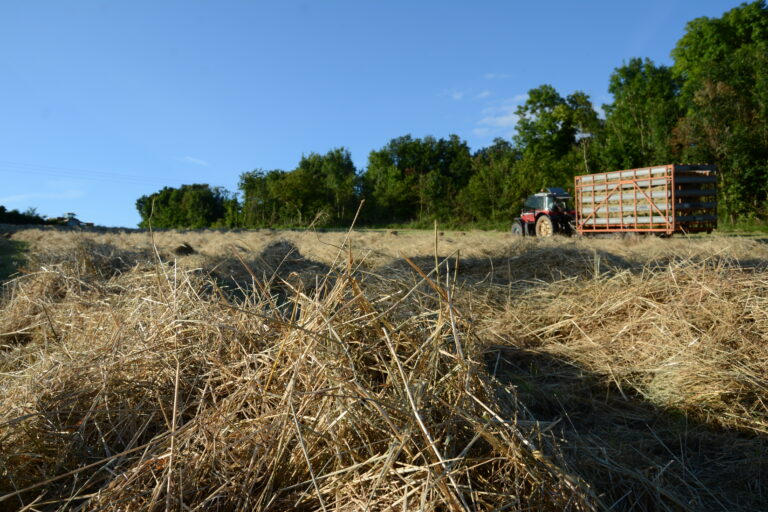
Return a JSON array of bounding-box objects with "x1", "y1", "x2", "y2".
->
[
  {"x1": 0, "y1": 206, "x2": 48, "y2": 225},
  {"x1": 137, "y1": 2, "x2": 768, "y2": 229}
]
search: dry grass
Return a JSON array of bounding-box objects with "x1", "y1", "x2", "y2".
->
[{"x1": 1, "y1": 227, "x2": 767, "y2": 510}]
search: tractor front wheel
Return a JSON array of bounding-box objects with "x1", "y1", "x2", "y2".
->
[
  {"x1": 511, "y1": 222, "x2": 524, "y2": 236},
  {"x1": 535, "y1": 215, "x2": 554, "y2": 237}
]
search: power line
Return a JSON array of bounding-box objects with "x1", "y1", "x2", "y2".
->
[{"x1": 0, "y1": 160, "x2": 203, "y2": 188}]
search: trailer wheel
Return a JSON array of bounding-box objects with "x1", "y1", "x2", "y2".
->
[
  {"x1": 535, "y1": 215, "x2": 554, "y2": 237},
  {"x1": 511, "y1": 222, "x2": 524, "y2": 236}
]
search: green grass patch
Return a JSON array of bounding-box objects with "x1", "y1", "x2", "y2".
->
[
  {"x1": 716, "y1": 217, "x2": 768, "y2": 234},
  {"x1": 0, "y1": 238, "x2": 28, "y2": 281}
]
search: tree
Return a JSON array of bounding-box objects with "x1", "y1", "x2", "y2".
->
[
  {"x1": 599, "y1": 58, "x2": 680, "y2": 170},
  {"x1": 0, "y1": 205, "x2": 47, "y2": 225},
  {"x1": 459, "y1": 139, "x2": 521, "y2": 225},
  {"x1": 136, "y1": 184, "x2": 230, "y2": 229},
  {"x1": 671, "y1": 1, "x2": 768, "y2": 220},
  {"x1": 238, "y1": 148, "x2": 358, "y2": 228},
  {"x1": 510, "y1": 85, "x2": 600, "y2": 204},
  {"x1": 240, "y1": 170, "x2": 280, "y2": 227},
  {"x1": 361, "y1": 134, "x2": 472, "y2": 224},
  {"x1": 294, "y1": 148, "x2": 358, "y2": 224},
  {"x1": 361, "y1": 137, "x2": 419, "y2": 223},
  {"x1": 568, "y1": 91, "x2": 602, "y2": 174},
  {"x1": 672, "y1": 1, "x2": 768, "y2": 107}
]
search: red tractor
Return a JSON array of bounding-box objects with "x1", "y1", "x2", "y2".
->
[{"x1": 511, "y1": 187, "x2": 576, "y2": 237}]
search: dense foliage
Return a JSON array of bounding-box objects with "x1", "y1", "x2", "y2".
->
[
  {"x1": 671, "y1": 0, "x2": 768, "y2": 222},
  {"x1": 239, "y1": 148, "x2": 358, "y2": 227},
  {"x1": 134, "y1": 2, "x2": 767, "y2": 229},
  {"x1": 0, "y1": 206, "x2": 47, "y2": 225},
  {"x1": 135, "y1": 184, "x2": 238, "y2": 229}
]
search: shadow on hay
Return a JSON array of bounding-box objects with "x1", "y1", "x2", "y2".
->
[
  {"x1": 389, "y1": 243, "x2": 768, "y2": 292},
  {"x1": 10, "y1": 238, "x2": 337, "y2": 309},
  {"x1": 485, "y1": 345, "x2": 768, "y2": 512},
  {"x1": 383, "y1": 246, "x2": 636, "y2": 288},
  {"x1": 206, "y1": 240, "x2": 334, "y2": 305},
  {"x1": 26, "y1": 239, "x2": 156, "y2": 280}
]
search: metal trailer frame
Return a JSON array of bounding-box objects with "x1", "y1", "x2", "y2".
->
[{"x1": 574, "y1": 164, "x2": 717, "y2": 235}]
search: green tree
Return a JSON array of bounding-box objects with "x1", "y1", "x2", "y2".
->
[
  {"x1": 514, "y1": 85, "x2": 576, "y2": 163},
  {"x1": 599, "y1": 58, "x2": 680, "y2": 170},
  {"x1": 238, "y1": 148, "x2": 358, "y2": 228},
  {"x1": 136, "y1": 184, "x2": 230, "y2": 229},
  {"x1": 362, "y1": 134, "x2": 472, "y2": 224},
  {"x1": 361, "y1": 137, "x2": 418, "y2": 223},
  {"x1": 322, "y1": 148, "x2": 359, "y2": 223},
  {"x1": 0, "y1": 205, "x2": 47, "y2": 225},
  {"x1": 459, "y1": 139, "x2": 520, "y2": 225},
  {"x1": 569, "y1": 91, "x2": 603, "y2": 174},
  {"x1": 510, "y1": 85, "x2": 600, "y2": 206},
  {"x1": 294, "y1": 148, "x2": 358, "y2": 224},
  {"x1": 671, "y1": 1, "x2": 768, "y2": 220},
  {"x1": 239, "y1": 169, "x2": 286, "y2": 227}
]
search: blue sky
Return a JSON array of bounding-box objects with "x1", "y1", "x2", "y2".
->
[{"x1": 1, "y1": 0, "x2": 742, "y2": 227}]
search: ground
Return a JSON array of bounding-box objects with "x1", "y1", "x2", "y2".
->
[{"x1": 1, "y1": 226, "x2": 767, "y2": 511}]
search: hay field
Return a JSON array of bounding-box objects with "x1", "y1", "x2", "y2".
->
[{"x1": 1, "y1": 227, "x2": 767, "y2": 511}]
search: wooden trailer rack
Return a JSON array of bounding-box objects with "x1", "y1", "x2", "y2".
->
[{"x1": 574, "y1": 164, "x2": 717, "y2": 235}]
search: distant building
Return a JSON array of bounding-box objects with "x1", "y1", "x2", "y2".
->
[{"x1": 48, "y1": 212, "x2": 85, "y2": 226}]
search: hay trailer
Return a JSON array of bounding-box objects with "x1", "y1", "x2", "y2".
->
[{"x1": 574, "y1": 164, "x2": 717, "y2": 236}]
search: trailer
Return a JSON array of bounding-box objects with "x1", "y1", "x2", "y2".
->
[{"x1": 574, "y1": 164, "x2": 717, "y2": 236}]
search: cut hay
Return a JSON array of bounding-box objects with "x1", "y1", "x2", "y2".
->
[
  {"x1": 0, "y1": 238, "x2": 594, "y2": 511},
  {"x1": 485, "y1": 245, "x2": 768, "y2": 510},
  {"x1": 2, "y1": 229, "x2": 768, "y2": 511}
]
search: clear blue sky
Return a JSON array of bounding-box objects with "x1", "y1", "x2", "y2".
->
[{"x1": 1, "y1": 0, "x2": 741, "y2": 227}]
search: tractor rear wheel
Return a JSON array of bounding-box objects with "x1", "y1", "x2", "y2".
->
[{"x1": 535, "y1": 215, "x2": 554, "y2": 237}]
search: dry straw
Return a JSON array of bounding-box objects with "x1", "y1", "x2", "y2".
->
[
  {"x1": 2, "y1": 229, "x2": 768, "y2": 510},
  {"x1": 1, "y1": 231, "x2": 596, "y2": 511},
  {"x1": 484, "y1": 236, "x2": 768, "y2": 510}
]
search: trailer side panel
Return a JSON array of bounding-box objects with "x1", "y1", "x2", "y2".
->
[{"x1": 574, "y1": 165, "x2": 717, "y2": 235}]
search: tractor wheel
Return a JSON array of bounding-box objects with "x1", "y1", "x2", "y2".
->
[
  {"x1": 535, "y1": 215, "x2": 554, "y2": 237},
  {"x1": 511, "y1": 222, "x2": 524, "y2": 236}
]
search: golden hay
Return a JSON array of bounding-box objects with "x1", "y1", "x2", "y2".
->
[
  {"x1": 1, "y1": 232, "x2": 593, "y2": 511},
  {"x1": 1, "y1": 228, "x2": 767, "y2": 511}
]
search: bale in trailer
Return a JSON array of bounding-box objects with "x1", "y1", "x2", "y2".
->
[{"x1": 574, "y1": 164, "x2": 717, "y2": 236}]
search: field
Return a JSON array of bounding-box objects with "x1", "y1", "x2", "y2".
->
[{"x1": 1, "y1": 226, "x2": 767, "y2": 511}]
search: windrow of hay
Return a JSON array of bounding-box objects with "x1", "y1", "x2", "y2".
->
[
  {"x1": 5, "y1": 227, "x2": 509, "y2": 272},
  {"x1": 484, "y1": 249, "x2": 768, "y2": 511},
  {"x1": 489, "y1": 256, "x2": 768, "y2": 434},
  {"x1": 1, "y1": 241, "x2": 595, "y2": 511}
]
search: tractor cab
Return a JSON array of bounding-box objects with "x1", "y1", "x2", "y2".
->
[{"x1": 512, "y1": 187, "x2": 575, "y2": 237}]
